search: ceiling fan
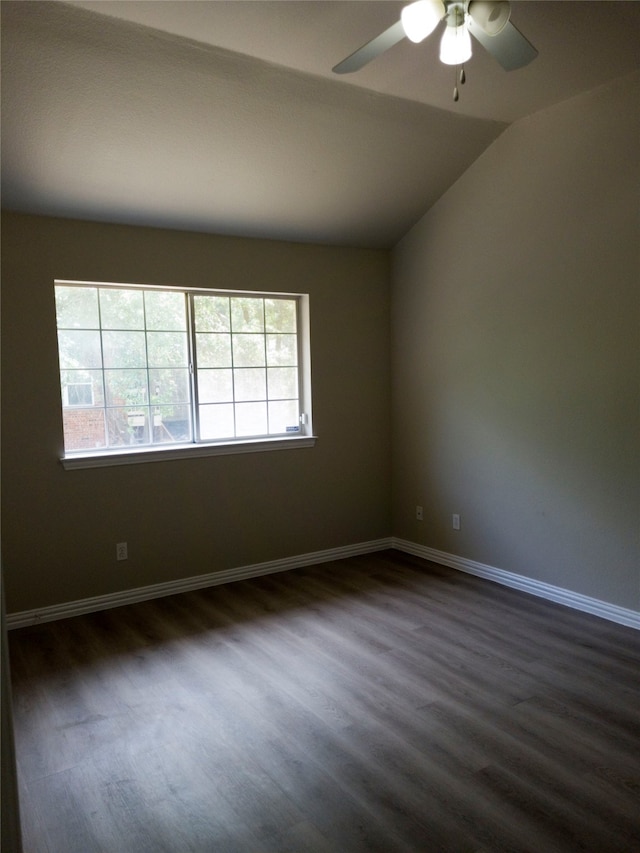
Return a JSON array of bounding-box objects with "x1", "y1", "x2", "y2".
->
[{"x1": 332, "y1": 1, "x2": 538, "y2": 78}]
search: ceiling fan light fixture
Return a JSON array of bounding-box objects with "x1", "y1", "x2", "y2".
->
[
  {"x1": 401, "y1": 0, "x2": 446, "y2": 43},
  {"x1": 439, "y1": 23, "x2": 472, "y2": 65},
  {"x1": 467, "y1": 1, "x2": 511, "y2": 36}
]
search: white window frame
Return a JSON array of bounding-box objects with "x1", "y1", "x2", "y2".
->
[
  {"x1": 63, "y1": 381, "x2": 95, "y2": 407},
  {"x1": 55, "y1": 280, "x2": 315, "y2": 469}
]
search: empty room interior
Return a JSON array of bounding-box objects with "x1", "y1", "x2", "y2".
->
[{"x1": 1, "y1": 1, "x2": 639, "y2": 851}]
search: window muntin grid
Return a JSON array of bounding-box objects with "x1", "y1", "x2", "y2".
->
[{"x1": 55, "y1": 283, "x2": 306, "y2": 455}]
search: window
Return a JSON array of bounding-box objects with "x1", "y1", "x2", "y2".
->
[
  {"x1": 64, "y1": 382, "x2": 94, "y2": 407},
  {"x1": 55, "y1": 281, "x2": 313, "y2": 465}
]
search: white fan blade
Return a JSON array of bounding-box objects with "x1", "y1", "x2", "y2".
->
[
  {"x1": 332, "y1": 20, "x2": 406, "y2": 74},
  {"x1": 466, "y1": 18, "x2": 538, "y2": 70}
]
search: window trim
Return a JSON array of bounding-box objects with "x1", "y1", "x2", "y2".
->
[
  {"x1": 60, "y1": 434, "x2": 317, "y2": 469},
  {"x1": 55, "y1": 279, "x2": 315, "y2": 466}
]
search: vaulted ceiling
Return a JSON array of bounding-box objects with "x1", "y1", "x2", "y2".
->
[{"x1": 2, "y1": 1, "x2": 639, "y2": 247}]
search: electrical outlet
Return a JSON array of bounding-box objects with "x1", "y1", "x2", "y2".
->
[
  {"x1": 416, "y1": 505, "x2": 423, "y2": 521},
  {"x1": 116, "y1": 542, "x2": 128, "y2": 561},
  {"x1": 452, "y1": 514, "x2": 461, "y2": 531}
]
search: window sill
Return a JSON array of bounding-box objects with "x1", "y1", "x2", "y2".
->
[{"x1": 60, "y1": 435, "x2": 317, "y2": 469}]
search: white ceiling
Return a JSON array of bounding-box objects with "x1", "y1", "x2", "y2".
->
[{"x1": 2, "y1": 1, "x2": 639, "y2": 247}]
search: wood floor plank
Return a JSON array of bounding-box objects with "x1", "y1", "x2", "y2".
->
[{"x1": 9, "y1": 551, "x2": 640, "y2": 852}]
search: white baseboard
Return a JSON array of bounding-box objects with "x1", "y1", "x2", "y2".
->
[
  {"x1": 8, "y1": 536, "x2": 639, "y2": 631},
  {"x1": 393, "y1": 538, "x2": 640, "y2": 630},
  {"x1": 6, "y1": 538, "x2": 393, "y2": 629}
]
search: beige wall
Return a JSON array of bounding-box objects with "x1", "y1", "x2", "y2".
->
[
  {"x1": 3, "y1": 76, "x2": 638, "y2": 617},
  {"x1": 1, "y1": 214, "x2": 391, "y2": 612},
  {"x1": 392, "y1": 74, "x2": 640, "y2": 610}
]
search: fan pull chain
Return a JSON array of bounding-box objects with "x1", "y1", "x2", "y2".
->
[{"x1": 453, "y1": 64, "x2": 466, "y2": 102}]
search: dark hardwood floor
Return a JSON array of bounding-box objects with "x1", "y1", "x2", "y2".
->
[{"x1": 8, "y1": 550, "x2": 640, "y2": 852}]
